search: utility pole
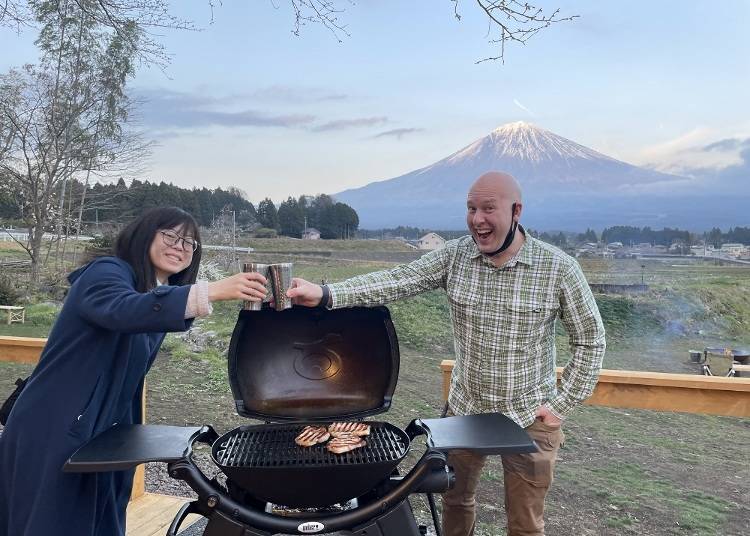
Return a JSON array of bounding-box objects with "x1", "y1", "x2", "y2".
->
[{"x1": 232, "y1": 210, "x2": 237, "y2": 270}]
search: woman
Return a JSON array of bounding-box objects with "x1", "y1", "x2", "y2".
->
[{"x1": 0, "y1": 207, "x2": 267, "y2": 536}]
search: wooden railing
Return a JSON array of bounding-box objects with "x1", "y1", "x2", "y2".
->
[
  {"x1": 440, "y1": 360, "x2": 750, "y2": 417},
  {"x1": 0, "y1": 336, "x2": 46, "y2": 363},
  {"x1": 5, "y1": 336, "x2": 749, "y2": 504},
  {"x1": 0, "y1": 336, "x2": 146, "y2": 499}
]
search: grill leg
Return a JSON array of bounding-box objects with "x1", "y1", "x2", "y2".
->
[{"x1": 426, "y1": 493, "x2": 442, "y2": 536}]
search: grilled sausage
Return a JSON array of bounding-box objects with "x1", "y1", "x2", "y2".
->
[{"x1": 294, "y1": 426, "x2": 330, "y2": 447}]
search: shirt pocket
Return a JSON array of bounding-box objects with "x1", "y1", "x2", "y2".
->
[
  {"x1": 446, "y1": 281, "x2": 481, "y2": 329},
  {"x1": 505, "y1": 302, "x2": 556, "y2": 349}
]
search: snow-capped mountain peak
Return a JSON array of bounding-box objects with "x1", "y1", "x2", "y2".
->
[{"x1": 446, "y1": 121, "x2": 612, "y2": 165}]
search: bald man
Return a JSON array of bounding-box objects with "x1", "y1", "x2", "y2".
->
[{"x1": 288, "y1": 171, "x2": 606, "y2": 536}]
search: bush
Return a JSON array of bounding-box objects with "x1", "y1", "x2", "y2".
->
[
  {"x1": 86, "y1": 234, "x2": 115, "y2": 256},
  {"x1": 252, "y1": 227, "x2": 278, "y2": 238},
  {"x1": 0, "y1": 276, "x2": 21, "y2": 305}
]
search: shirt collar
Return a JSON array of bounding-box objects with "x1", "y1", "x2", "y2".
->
[{"x1": 469, "y1": 224, "x2": 534, "y2": 267}]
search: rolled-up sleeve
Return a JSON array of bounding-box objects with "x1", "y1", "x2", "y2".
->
[{"x1": 546, "y1": 260, "x2": 606, "y2": 418}]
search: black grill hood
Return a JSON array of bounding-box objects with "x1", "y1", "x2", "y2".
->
[{"x1": 227, "y1": 306, "x2": 399, "y2": 421}]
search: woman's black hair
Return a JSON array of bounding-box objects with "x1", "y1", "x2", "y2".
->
[{"x1": 114, "y1": 207, "x2": 202, "y2": 292}]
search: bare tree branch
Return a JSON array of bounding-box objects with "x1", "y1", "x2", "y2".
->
[
  {"x1": 288, "y1": 0, "x2": 351, "y2": 42},
  {"x1": 468, "y1": 0, "x2": 578, "y2": 63},
  {"x1": 0, "y1": 0, "x2": 29, "y2": 30}
]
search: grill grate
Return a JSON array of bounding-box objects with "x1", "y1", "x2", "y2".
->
[{"x1": 215, "y1": 422, "x2": 407, "y2": 468}]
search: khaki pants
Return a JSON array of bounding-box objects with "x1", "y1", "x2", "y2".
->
[{"x1": 441, "y1": 419, "x2": 565, "y2": 536}]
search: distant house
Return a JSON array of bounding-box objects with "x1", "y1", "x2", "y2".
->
[
  {"x1": 302, "y1": 228, "x2": 321, "y2": 240},
  {"x1": 721, "y1": 243, "x2": 748, "y2": 258},
  {"x1": 417, "y1": 232, "x2": 445, "y2": 250}
]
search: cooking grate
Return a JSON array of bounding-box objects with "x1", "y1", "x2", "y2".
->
[{"x1": 215, "y1": 422, "x2": 407, "y2": 468}]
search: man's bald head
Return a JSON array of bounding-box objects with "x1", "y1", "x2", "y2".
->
[{"x1": 468, "y1": 171, "x2": 522, "y2": 204}]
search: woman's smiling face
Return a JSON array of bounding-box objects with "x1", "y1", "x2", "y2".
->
[{"x1": 149, "y1": 226, "x2": 195, "y2": 283}]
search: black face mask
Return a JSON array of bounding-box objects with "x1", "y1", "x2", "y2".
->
[{"x1": 474, "y1": 202, "x2": 518, "y2": 258}]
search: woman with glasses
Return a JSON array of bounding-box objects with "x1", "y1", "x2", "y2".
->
[{"x1": 0, "y1": 207, "x2": 268, "y2": 536}]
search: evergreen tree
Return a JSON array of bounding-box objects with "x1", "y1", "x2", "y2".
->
[
  {"x1": 278, "y1": 197, "x2": 305, "y2": 237},
  {"x1": 257, "y1": 198, "x2": 279, "y2": 230}
]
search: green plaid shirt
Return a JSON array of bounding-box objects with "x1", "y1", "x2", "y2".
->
[{"x1": 329, "y1": 231, "x2": 606, "y2": 427}]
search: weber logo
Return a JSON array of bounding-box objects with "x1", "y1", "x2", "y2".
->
[{"x1": 298, "y1": 521, "x2": 325, "y2": 533}]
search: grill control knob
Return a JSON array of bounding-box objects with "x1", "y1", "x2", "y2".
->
[{"x1": 206, "y1": 495, "x2": 218, "y2": 508}]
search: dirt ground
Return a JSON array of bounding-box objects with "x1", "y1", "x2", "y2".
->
[
  {"x1": 3, "y1": 343, "x2": 746, "y2": 535},
  {"x1": 138, "y1": 345, "x2": 750, "y2": 536}
]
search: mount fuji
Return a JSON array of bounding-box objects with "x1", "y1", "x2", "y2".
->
[{"x1": 334, "y1": 122, "x2": 746, "y2": 231}]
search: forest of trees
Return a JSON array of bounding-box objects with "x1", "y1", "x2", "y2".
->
[
  {"x1": 0, "y1": 178, "x2": 360, "y2": 240},
  {"x1": 534, "y1": 226, "x2": 750, "y2": 249},
  {"x1": 358, "y1": 225, "x2": 750, "y2": 248}
]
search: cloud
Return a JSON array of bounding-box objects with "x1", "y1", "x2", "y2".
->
[
  {"x1": 133, "y1": 87, "x2": 392, "y2": 136},
  {"x1": 134, "y1": 88, "x2": 316, "y2": 129},
  {"x1": 311, "y1": 116, "x2": 388, "y2": 132},
  {"x1": 691, "y1": 138, "x2": 750, "y2": 189},
  {"x1": 250, "y1": 85, "x2": 349, "y2": 102},
  {"x1": 371, "y1": 128, "x2": 424, "y2": 140},
  {"x1": 635, "y1": 127, "x2": 743, "y2": 176},
  {"x1": 703, "y1": 138, "x2": 743, "y2": 152},
  {"x1": 640, "y1": 137, "x2": 750, "y2": 195},
  {"x1": 513, "y1": 99, "x2": 535, "y2": 117}
]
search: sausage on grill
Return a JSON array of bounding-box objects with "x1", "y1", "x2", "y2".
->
[
  {"x1": 327, "y1": 433, "x2": 366, "y2": 454},
  {"x1": 328, "y1": 422, "x2": 371, "y2": 437},
  {"x1": 294, "y1": 426, "x2": 330, "y2": 447}
]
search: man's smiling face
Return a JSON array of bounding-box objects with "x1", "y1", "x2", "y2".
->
[{"x1": 467, "y1": 188, "x2": 513, "y2": 254}]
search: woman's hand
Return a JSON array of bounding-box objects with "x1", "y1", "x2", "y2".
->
[
  {"x1": 286, "y1": 277, "x2": 324, "y2": 307},
  {"x1": 207, "y1": 272, "x2": 268, "y2": 303}
]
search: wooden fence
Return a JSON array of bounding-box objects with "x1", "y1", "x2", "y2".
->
[
  {"x1": 4, "y1": 337, "x2": 750, "y2": 503},
  {"x1": 440, "y1": 360, "x2": 750, "y2": 418}
]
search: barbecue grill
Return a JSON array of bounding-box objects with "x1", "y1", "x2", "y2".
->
[{"x1": 65, "y1": 306, "x2": 537, "y2": 535}]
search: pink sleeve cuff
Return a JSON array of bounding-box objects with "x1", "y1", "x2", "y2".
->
[{"x1": 185, "y1": 280, "x2": 213, "y2": 319}]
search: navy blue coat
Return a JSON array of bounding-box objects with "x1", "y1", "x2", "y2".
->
[{"x1": 0, "y1": 257, "x2": 192, "y2": 536}]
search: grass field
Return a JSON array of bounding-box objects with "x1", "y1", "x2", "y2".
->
[{"x1": 1, "y1": 248, "x2": 749, "y2": 535}]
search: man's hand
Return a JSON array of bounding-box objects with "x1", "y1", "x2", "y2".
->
[
  {"x1": 207, "y1": 272, "x2": 268, "y2": 303},
  {"x1": 286, "y1": 277, "x2": 324, "y2": 307},
  {"x1": 535, "y1": 405, "x2": 563, "y2": 427}
]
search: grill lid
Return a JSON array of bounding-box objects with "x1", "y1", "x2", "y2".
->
[{"x1": 227, "y1": 306, "x2": 399, "y2": 421}]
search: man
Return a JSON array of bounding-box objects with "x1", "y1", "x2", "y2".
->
[{"x1": 287, "y1": 171, "x2": 606, "y2": 536}]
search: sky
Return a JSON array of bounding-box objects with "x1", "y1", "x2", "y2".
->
[{"x1": 2, "y1": 0, "x2": 749, "y2": 206}]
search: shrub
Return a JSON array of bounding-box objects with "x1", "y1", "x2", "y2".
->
[
  {"x1": 86, "y1": 234, "x2": 115, "y2": 256},
  {"x1": 252, "y1": 227, "x2": 278, "y2": 238},
  {"x1": 0, "y1": 275, "x2": 21, "y2": 305}
]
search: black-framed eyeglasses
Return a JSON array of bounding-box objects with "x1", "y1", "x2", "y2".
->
[{"x1": 160, "y1": 230, "x2": 199, "y2": 252}]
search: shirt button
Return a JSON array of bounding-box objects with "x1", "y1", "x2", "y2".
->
[{"x1": 153, "y1": 303, "x2": 162, "y2": 312}]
